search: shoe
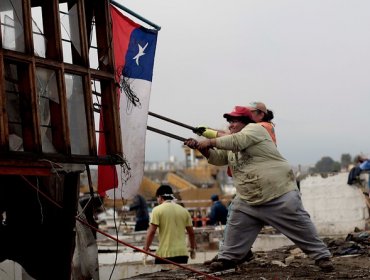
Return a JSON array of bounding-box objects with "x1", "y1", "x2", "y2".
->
[
  {"x1": 209, "y1": 259, "x2": 236, "y2": 272},
  {"x1": 315, "y1": 257, "x2": 334, "y2": 272},
  {"x1": 238, "y1": 250, "x2": 254, "y2": 264},
  {"x1": 204, "y1": 255, "x2": 218, "y2": 265},
  {"x1": 205, "y1": 251, "x2": 254, "y2": 266}
]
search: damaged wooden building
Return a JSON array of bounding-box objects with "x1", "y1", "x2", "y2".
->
[{"x1": 0, "y1": 0, "x2": 123, "y2": 279}]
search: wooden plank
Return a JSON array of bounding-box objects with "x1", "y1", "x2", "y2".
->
[
  {"x1": 0, "y1": 167, "x2": 51, "y2": 176},
  {"x1": 0, "y1": 53, "x2": 7, "y2": 150}
]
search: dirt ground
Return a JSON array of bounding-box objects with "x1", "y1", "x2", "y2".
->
[{"x1": 131, "y1": 231, "x2": 370, "y2": 280}]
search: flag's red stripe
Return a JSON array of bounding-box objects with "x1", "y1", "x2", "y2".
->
[{"x1": 111, "y1": 5, "x2": 139, "y2": 75}]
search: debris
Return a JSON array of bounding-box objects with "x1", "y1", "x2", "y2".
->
[{"x1": 271, "y1": 260, "x2": 287, "y2": 267}]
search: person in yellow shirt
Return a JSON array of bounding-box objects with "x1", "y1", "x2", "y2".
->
[{"x1": 143, "y1": 185, "x2": 196, "y2": 264}]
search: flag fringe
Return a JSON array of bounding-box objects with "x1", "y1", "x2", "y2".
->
[{"x1": 117, "y1": 65, "x2": 142, "y2": 109}]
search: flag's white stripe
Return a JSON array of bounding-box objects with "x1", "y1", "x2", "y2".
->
[{"x1": 106, "y1": 78, "x2": 151, "y2": 199}]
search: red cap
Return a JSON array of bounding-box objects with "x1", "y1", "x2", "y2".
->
[{"x1": 223, "y1": 106, "x2": 253, "y2": 120}]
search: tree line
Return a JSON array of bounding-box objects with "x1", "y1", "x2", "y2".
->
[{"x1": 309, "y1": 153, "x2": 358, "y2": 173}]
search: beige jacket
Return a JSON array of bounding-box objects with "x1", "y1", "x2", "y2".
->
[{"x1": 209, "y1": 123, "x2": 297, "y2": 205}]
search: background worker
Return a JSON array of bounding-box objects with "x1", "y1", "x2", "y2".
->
[
  {"x1": 185, "y1": 106, "x2": 334, "y2": 272},
  {"x1": 123, "y1": 194, "x2": 149, "y2": 231},
  {"x1": 143, "y1": 185, "x2": 196, "y2": 264},
  {"x1": 195, "y1": 101, "x2": 276, "y2": 145},
  {"x1": 246, "y1": 101, "x2": 276, "y2": 144},
  {"x1": 348, "y1": 155, "x2": 370, "y2": 187},
  {"x1": 208, "y1": 194, "x2": 228, "y2": 226},
  {"x1": 192, "y1": 208, "x2": 203, "y2": 227}
]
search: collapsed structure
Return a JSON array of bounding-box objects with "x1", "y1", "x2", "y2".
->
[{"x1": 0, "y1": 1, "x2": 123, "y2": 279}]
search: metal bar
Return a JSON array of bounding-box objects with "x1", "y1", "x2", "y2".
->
[
  {"x1": 86, "y1": 165, "x2": 95, "y2": 198},
  {"x1": 110, "y1": 0, "x2": 161, "y2": 30},
  {"x1": 148, "y1": 111, "x2": 196, "y2": 131},
  {"x1": 147, "y1": 126, "x2": 187, "y2": 142}
]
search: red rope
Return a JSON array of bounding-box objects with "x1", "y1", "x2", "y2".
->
[
  {"x1": 77, "y1": 217, "x2": 221, "y2": 280},
  {"x1": 21, "y1": 175, "x2": 222, "y2": 280}
]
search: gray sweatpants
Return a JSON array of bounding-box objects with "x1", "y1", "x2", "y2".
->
[{"x1": 219, "y1": 190, "x2": 331, "y2": 262}]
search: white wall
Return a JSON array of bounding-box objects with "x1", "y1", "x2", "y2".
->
[{"x1": 300, "y1": 172, "x2": 369, "y2": 236}]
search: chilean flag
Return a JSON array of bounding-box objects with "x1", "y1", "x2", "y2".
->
[{"x1": 98, "y1": 5, "x2": 158, "y2": 199}]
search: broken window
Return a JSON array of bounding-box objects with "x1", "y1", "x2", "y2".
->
[
  {"x1": 5, "y1": 62, "x2": 24, "y2": 151},
  {"x1": 60, "y1": 1, "x2": 83, "y2": 65},
  {"x1": 31, "y1": 6, "x2": 46, "y2": 57},
  {"x1": 0, "y1": 0, "x2": 25, "y2": 52},
  {"x1": 0, "y1": 0, "x2": 122, "y2": 167},
  {"x1": 86, "y1": 0, "x2": 110, "y2": 71},
  {"x1": 88, "y1": 18, "x2": 99, "y2": 69},
  {"x1": 91, "y1": 78, "x2": 116, "y2": 156},
  {"x1": 35, "y1": 67, "x2": 60, "y2": 153},
  {"x1": 91, "y1": 78, "x2": 102, "y2": 138},
  {"x1": 65, "y1": 73, "x2": 89, "y2": 155}
]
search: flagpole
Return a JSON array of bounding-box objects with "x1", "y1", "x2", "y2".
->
[{"x1": 110, "y1": 0, "x2": 161, "y2": 30}]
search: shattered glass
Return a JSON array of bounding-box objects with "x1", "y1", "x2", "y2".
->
[
  {"x1": 36, "y1": 67, "x2": 59, "y2": 153},
  {"x1": 65, "y1": 73, "x2": 89, "y2": 155},
  {"x1": 88, "y1": 20, "x2": 99, "y2": 69},
  {"x1": 0, "y1": 0, "x2": 25, "y2": 52},
  {"x1": 31, "y1": 6, "x2": 46, "y2": 57},
  {"x1": 91, "y1": 79, "x2": 102, "y2": 145},
  {"x1": 5, "y1": 63, "x2": 24, "y2": 151},
  {"x1": 60, "y1": 1, "x2": 82, "y2": 64}
]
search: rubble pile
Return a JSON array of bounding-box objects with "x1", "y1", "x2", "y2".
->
[{"x1": 130, "y1": 230, "x2": 370, "y2": 280}]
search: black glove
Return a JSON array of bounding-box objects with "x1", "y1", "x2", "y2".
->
[{"x1": 192, "y1": 126, "x2": 207, "y2": 136}]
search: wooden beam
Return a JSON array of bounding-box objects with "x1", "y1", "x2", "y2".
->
[{"x1": 0, "y1": 167, "x2": 51, "y2": 176}]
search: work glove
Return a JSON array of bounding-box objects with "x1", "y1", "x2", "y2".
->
[
  {"x1": 192, "y1": 126, "x2": 207, "y2": 136},
  {"x1": 193, "y1": 126, "x2": 218, "y2": 139},
  {"x1": 122, "y1": 205, "x2": 130, "y2": 211},
  {"x1": 189, "y1": 248, "x2": 196, "y2": 259}
]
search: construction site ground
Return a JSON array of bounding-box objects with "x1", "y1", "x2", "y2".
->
[{"x1": 129, "y1": 232, "x2": 370, "y2": 280}]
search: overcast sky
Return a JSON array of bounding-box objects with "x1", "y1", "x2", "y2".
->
[{"x1": 116, "y1": 0, "x2": 370, "y2": 167}]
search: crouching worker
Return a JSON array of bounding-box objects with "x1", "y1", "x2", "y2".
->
[
  {"x1": 143, "y1": 185, "x2": 196, "y2": 264},
  {"x1": 184, "y1": 106, "x2": 334, "y2": 272}
]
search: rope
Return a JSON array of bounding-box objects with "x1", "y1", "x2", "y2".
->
[
  {"x1": 20, "y1": 175, "x2": 62, "y2": 209},
  {"x1": 77, "y1": 217, "x2": 222, "y2": 280},
  {"x1": 20, "y1": 175, "x2": 222, "y2": 280}
]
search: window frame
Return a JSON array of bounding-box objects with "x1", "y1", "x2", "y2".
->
[{"x1": 0, "y1": 0, "x2": 123, "y2": 174}]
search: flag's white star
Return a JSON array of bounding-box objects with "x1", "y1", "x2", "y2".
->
[{"x1": 133, "y1": 42, "x2": 148, "y2": 65}]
